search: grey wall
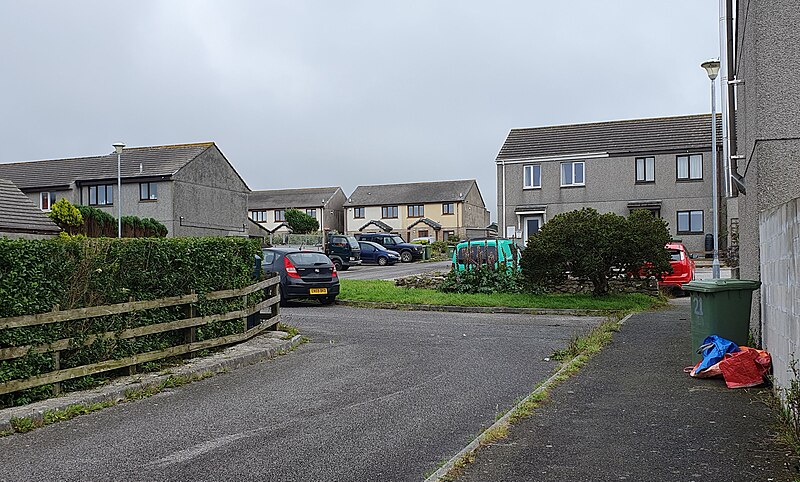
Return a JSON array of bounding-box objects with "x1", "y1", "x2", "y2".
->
[
  {"x1": 172, "y1": 146, "x2": 249, "y2": 237},
  {"x1": 498, "y1": 150, "x2": 718, "y2": 253},
  {"x1": 324, "y1": 188, "x2": 346, "y2": 233},
  {"x1": 462, "y1": 182, "x2": 490, "y2": 233},
  {"x1": 76, "y1": 181, "x2": 175, "y2": 234}
]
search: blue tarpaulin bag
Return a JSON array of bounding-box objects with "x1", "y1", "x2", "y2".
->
[{"x1": 695, "y1": 335, "x2": 740, "y2": 372}]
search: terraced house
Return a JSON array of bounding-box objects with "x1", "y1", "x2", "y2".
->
[
  {"x1": 247, "y1": 186, "x2": 346, "y2": 234},
  {"x1": 343, "y1": 180, "x2": 490, "y2": 241},
  {"x1": 496, "y1": 114, "x2": 725, "y2": 253},
  {"x1": 0, "y1": 142, "x2": 250, "y2": 237}
]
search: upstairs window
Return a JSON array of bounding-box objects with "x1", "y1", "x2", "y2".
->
[
  {"x1": 677, "y1": 154, "x2": 703, "y2": 180},
  {"x1": 407, "y1": 205, "x2": 424, "y2": 217},
  {"x1": 353, "y1": 207, "x2": 365, "y2": 218},
  {"x1": 275, "y1": 209, "x2": 285, "y2": 222},
  {"x1": 523, "y1": 164, "x2": 542, "y2": 188},
  {"x1": 139, "y1": 182, "x2": 158, "y2": 201},
  {"x1": 382, "y1": 206, "x2": 398, "y2": 219},
  {"x1": 442, "y1": 203, "x2": 455, "y2": 215},
  {"x1": 250, "y1": 210, "x2": 267, "y2": 222},
  {"x1": 306, "y1": 208, "x2": 316, "y2": 218},
  {"x1": 89, "y1": 185, "x2": 113, "y2": 206},
  {"x1": 40, "y1": 192, "x2": 56, "y2": 211},
  {"x1": 635, "y1": 157, "x2": 655, "y2": 183},
  {"x1": 561, "y1": 161, "x2": 585, "y2": 187}
]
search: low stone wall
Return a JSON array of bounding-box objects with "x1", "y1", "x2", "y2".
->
[{"x1": 394, "y1": 274, "x2": 447, "y2": 290}]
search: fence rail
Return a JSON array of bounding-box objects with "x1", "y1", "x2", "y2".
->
[{"x1": 0, "y1": 276, "x2": 281, "y2": 396}]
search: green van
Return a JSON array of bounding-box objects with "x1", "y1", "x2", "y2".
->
[{"x1": 451, "y1": 238, "x2": 521, "y2": 272}]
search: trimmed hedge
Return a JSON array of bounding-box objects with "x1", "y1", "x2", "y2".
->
[
  {"x1": 0, "y1": 236, "x2": 262, "y2": 407},
  {"x1": 75, "y1": 205, "x2": 167, "y2": 238}
]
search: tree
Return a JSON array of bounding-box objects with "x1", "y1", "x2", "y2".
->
[
  {"x1": 47, "y1": 198, "x2": 83, "y2": 235},
  {"x1": 520, "y1": 208, "x2": 672, "y2": 296},
  {"x1": 284, "y1": 209, "x2": 319, "y2": 234}
]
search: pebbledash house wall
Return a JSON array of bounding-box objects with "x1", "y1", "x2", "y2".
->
[
  {"x1": 497, "y1": 150, "x2": 717, "y2": 253},
  {"x1": 736, "y1": 0, "x2": 800, "y2": 391}
]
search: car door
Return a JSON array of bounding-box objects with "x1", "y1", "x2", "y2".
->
[{"x1": 359, "y1": 242, "x2": 376, "y2": 263}]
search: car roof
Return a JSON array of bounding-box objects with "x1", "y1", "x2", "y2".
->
[
  {"x1": 358, "y1": 240, "x2": 382, "y2": 247},
  {"x1": 263, "y1": 247, "x2": 302, "y2": 253}
]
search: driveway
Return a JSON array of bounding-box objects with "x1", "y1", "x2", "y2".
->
[
  {"x1": 0, "y1": 306, "x2": 604, "y2": 482},
  {"x1": 338, "y1": 259, "x2": 451, "y2": 280}
]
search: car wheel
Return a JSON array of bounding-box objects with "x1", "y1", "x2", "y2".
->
[
  {"x1": 400, "y1": 251, "x2": 413, "y2": 263},
  {"x1": 340, "y1": 265, "x2": 350, "y2": 271},
  {"x1": 377, "y1": 256, "x2": 388, "y2": 266},
  {"x1": 333, "y1": 259, "x2": 343, "y2": 271},
  {"x1": 319, "y1": 295, "x2": 336, "y2": 305}
]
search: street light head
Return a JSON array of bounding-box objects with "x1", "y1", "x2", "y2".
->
[
  {"x1": 112, "y1": 142, "x2": 125, "y2": 154},
  {"x1": 701, "y1": 59, "x2": 721, "y2": 80}
]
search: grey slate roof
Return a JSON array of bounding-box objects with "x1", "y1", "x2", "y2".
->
[
  {"x1": 0, "y1": 178, "x2": 61, "y2": 235},
  {"x1": 407, "y1": 217, "x2": 442, "y2": 230},
  {"x1": 358, "y1": 220, "x2": 393, "y2": 232},
  {"x1": 0, "y1": 143, "x2": 215, "y2": 190},
  {"x1": 248, "y1": 187, "x2": 341, "y2": 210},
  {"x1": 496, "y1": 114, "x2": 722, "y2": 160},
  {"x1": 345, "y1": 180, "x2": 476, "y2": 206}
]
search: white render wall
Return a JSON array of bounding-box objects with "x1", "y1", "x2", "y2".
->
[
  {"x1": 759, "y1": 197, "x2": 800, "y2": 390},
  {"x1": 345, "y1": 206, "x2": 402, "y2": 233}
]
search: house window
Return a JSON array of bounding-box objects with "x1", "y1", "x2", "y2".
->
[
  {"x1": 89, "y1": 185, "x2": 113, "y2": 206},
  {"x1": 249, "y1": 210, "x2": 268, "y2": 222},
  {"x1": 382, "y1": 206, "x2": 398, "y2": 218},
  {"x1": 635, "y1": 157, "x2": 655, "y2": 183},
  {"x1": 353, "y1": 207, "x2": 365, "y2": 218},
  {"x1": 442, "y1": 203, "x2": 454, "y2": 215},
  {"x1": 443, "y1": 230, "x2": 456, "y2": 241},
  {"x1": 275, "y1": 209, "x2": 285, "y2": 222},
  {"x1": 39, "y1": 192, "x2": 56, "y2": 211},
  {"x1": 560, "y1": 161, "x2": 585, "y2": 187},
  {"x1": 139, "y1": 182, "x2": 158, "y2": 201},
  {"x1": 677, "y1": 154, "x2": 703, "y2": 180},
  {"x1": 677, "y1": 210, "x2": 704, "y2": 234},
  {"x1": 306, "y1": 208, "x2": 316, "y2": 218},
  {"x1": 407, "y1": 205, "x2": 424, "y2": 217},
  {"x1": 524, "y1": 164, "x2": 542, "y2": 188}
]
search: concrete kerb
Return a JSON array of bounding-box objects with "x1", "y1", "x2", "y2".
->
[
  {"x1": 424, "y1": 312, "x2": 634, "y2": 482},
  {"x1": 335, "y1": 299, "x2": 605, "y2": 317},
  {"x1": 0, "y1": 332, "x2": 304, "y2": 434}
]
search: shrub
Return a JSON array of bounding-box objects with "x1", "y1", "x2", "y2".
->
[
  {"x1": 284, "y1": 209, "x2": 319, "y2": 234},
  {"x1": 439, "y1": 266, "x2": 523, "y2": 294},
  {"x1": 520, "y1": 208, "x2": 672, "y2": 296},
  {"x1": 47, "y1": 199, "x2": 82, "y2": 234}
]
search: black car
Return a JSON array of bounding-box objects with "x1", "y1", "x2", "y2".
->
[
  {"x1": 354, "y1": 233, "x2": 424, "y2": 262},
  {"x1": 262, "y1": 248, "x2": 339, "y2": 305}
]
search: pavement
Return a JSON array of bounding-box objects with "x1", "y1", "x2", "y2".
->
[
  {"x1": 455, "y1": 298, "x2": 798, "y2": 482},
  {"x1": 337, "y1": 259, "x2": 451, "y2": 280}
]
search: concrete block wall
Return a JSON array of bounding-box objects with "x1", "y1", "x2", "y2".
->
[{"x1": 759, "y1": 197, "x2": 800, "y2": 390}]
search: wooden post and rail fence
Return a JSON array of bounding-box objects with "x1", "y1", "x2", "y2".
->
[{"x1": 0, "y1": 275, "x2": 281, "y2": 397}]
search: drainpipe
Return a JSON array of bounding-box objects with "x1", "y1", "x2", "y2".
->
[
  {"x1": 500, "y1": 160, "x2": 506, "y2": 239},
  {"x1": 725, "y1": 0, "x2": 737, "y2": 186},
  {"x1": 719, "y1": 0, "x2": 732, "y2": 198}
]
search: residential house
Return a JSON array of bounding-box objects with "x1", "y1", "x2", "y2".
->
[
  {"x1": 247, "y1": 187, "x2": 346, "y2": 234},
  {"x1": 733, "y1": 0, "x2": 800, "y2": 391},
  {"x1": 495, "y1": 114, "x2": 724, "y2": 253},
  {"x1": 0, "y1": 143, "x2": 250, "y2": 237},
  {"x1": 343, "y1": 180, "x2": 490, "y2": 241},
  {"x1": 0, "y1": 178, "x2": 61, "y2": 239}
]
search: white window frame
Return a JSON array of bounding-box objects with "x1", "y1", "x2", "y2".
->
[
  {"x1": 40, "y1": 192, "x2": 56, "y2": 211},
  {"x1": 249, "y1": 210, "x2": 267, "y2": 222},
  {"x1": 560, "y1": 161, "x2": 585, "y2": 187},
  {"x1": 523, "y1": 164, "x2": 542, "y2": 189},
  {"x1": 635, "y1": 157, "x2": 655, "y2": 183}
]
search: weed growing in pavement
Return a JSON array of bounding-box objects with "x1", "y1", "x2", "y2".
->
[
  {"x1": 277, "y1": 323, "x2": 300, "y2": 339},
  {"x1": 775, "y1": 359, "x2": 800, "y2": 456}
]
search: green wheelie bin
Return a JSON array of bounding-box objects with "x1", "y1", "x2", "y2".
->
[{"x1": 682, "y1": 279, "x2": 761, "y2": 364}]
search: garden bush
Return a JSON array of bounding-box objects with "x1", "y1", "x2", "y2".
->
[
  {"x1": 439, "y1": 265, "x2": 523, "y2": 294},
  {"x1": 284, "y1": 209, "x2": 319, "y2": 234}
]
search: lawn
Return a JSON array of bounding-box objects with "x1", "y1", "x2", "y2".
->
[{"x1": 339, "y1": 279, "x2": 664, "y2": 312}]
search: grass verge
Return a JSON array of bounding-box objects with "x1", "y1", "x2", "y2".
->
[
  {"x1": 340, "y1": 279, "x2": 664, "y2": 312},
  {"x1": 432, "y1": 315, "x2": 624, "y2": 482}
]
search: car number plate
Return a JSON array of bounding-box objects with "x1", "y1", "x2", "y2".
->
[{"x1": 309, "y1": 288, "x2": 328, "y2": 295}]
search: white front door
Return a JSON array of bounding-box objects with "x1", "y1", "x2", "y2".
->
[{"x1": 523, "y1": 215, "x2": 543, "y2": 240}]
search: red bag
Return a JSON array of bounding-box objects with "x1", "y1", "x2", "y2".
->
[{"x1": 718, "y1": 347, "x2": 771, "y2": 389}]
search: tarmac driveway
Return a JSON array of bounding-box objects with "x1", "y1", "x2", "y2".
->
[
  {"x1": 337, "y1": 259, "x2": 452, "y2": 280},
  {"x1": 0, "y1": 306, "x2": 604, "y2": 482}
]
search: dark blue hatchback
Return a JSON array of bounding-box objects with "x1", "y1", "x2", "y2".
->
[
  {"x1": 262, "y1": 248, "x2": 339, "y2": 305},
  {"x1": 357, "y1": 241, "x2": 401, "y2": 266}
]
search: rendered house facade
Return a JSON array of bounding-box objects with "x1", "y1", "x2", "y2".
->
[
  {"x1": 0, "y1": 143, "x2": 250, "y2": 237},
  {"x1": 247, "y1": 187, "x2": 346, "y2": 234},
  {"x1": 496, "y1": 114, "x2": 725, "y2": 254},
  {"x1": 344, "y1": 180, "x2": 490, "y2": 241}
]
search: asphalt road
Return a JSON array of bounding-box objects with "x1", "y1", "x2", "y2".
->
[
  {"x1": 0, "y1": 306, "x2": 603, "y2": 482},
  {"x1": 337, "y1": 259, "x2": 452, "y2": 280}
]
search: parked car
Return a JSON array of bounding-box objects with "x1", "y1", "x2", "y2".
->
[
  {"x1": 411, "y1": 236, "x2": 435, "y2": 244},
  {"x1": 261, "y1": 248, "x2": 339, "y2": 305},
  {"x1": 325, "y1": 234, "x2": 361, "y2": 271},
  {"x1": 451, "y1": 238, "x2": 521, "y2": 272},
  {"x1": 358, "y1": 240, "x2": 401, "y2": 266},
  {"x1": 355, "y1": 233, "x2": 424, "y2": 263},
  {"x1": 659, "y1": 242, "x2": 695, "y2": 289}
]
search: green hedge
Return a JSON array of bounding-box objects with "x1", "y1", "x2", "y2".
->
[{"x1": 0, "y1": 236, "x2": 262, "y2": 407}]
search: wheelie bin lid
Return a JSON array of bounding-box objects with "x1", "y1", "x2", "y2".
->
[{"x1": 682, "y1": 279, "x2": 761, "y2": 293}]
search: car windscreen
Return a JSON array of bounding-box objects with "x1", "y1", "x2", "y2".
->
[
  {"x1": 347, "y1": 236, "x2": 360, "y2": 249},
  {"x1": 388, "y1": 235, "x2": 405, "y2": 245},
  {"x1": 669, "y1": 250, "x2": 682, "y2": 261},
  {"x1": 287, "y1": 252, "x2": 331, "y2": 266}
]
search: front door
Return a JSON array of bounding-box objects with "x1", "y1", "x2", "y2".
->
[{"x1": 523, "y1": 215, "x2": 543, "y2": 240}]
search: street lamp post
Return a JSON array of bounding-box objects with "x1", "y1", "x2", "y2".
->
[
  {"x1": 701, "y1": 59, "x2": 721, "y2": 279},
  {"x1": 113, "y1": 142, "x2": 125, "y2": 238}
]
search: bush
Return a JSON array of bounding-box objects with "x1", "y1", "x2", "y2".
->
[
  {"x1": 439, "y1": 266, "x2": 523, "y2": 294},
  {"x1": 47, "y1": 199, "x2": 82, "y2": 234},
  {"x1": 284, "y1": 209, "x2": 319, "y2": 234},
  {"x1": 520, "y1": 208, "x2": 671, "y2": 296}
]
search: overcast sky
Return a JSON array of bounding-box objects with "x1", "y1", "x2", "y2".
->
[{"x1": 0, "y1": 1, "x2": 719, "y2": 219}]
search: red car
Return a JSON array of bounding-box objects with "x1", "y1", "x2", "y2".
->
[{"x1": 659, "y1": 242, "x2": 695, "y2": 289}]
